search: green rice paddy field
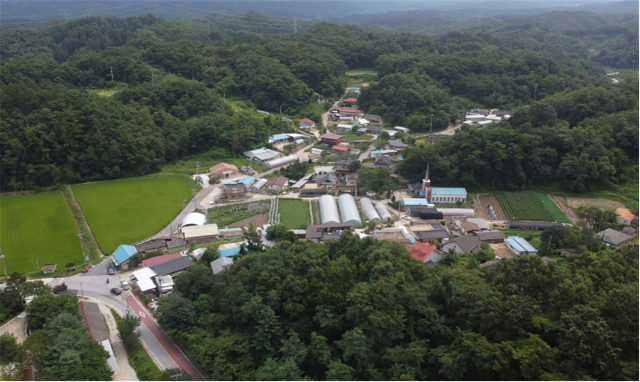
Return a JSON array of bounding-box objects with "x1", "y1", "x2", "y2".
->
[
  {"x1": 72, "y1": 176, "x2": 193, "y2": 254},
  {"x1": 278, "y1": 199, "x2": 311, "y2": 229},
  {"x1": 0, "y1": 192, "x2": 83, "y2": 274}
]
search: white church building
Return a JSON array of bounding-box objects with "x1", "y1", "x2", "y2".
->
[{"x1": 422, "y1": 165, "x2": 467, "y2": 203}]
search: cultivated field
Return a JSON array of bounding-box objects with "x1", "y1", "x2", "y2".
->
[
  {"x1": 228, "y1": 213, "x2": 269, "y2": 229},
  {"x1": 478, "y1": 194, "x2": 507, "y2": 220},
  {"x1": 495, "y1": 191, "x2": 555, "y2": 222},
  {"x1": 566, "y1": 197, "x2": 625, "y2": 210},
  {"x1": 278, "y1": 199, "x2": 311, "y2": 229},
  {"x1": 0, "y1": 192, "x2": 83, "y2": 274},
  {"x1": 72, "y1": 176, "x2": 193, "y2": 254}
]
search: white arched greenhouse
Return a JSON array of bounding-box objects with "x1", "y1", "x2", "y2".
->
[
  {"x1": 375, "y1": 203, "x2": 393, "y2": 222},
  {"x1": 319, "y1": 195, "x2": 341, "y2": 224},
  {"x1": 338, "y1": 194, "x2": 362, "y2": 227},
  {"x1": 182, "y1": 212, "x2": 207, "y2": 227},
  {"x1": 359, "y1": 198, "x2": 381, "y2": 222}
]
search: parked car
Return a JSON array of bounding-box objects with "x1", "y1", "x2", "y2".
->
[
  {"x1": 120, "y1": 281, "x2": 130, "y2": 290},
  {"x1": 66, "y1": 267, "x2": 75, "y2": 272},
  {"x1": 401, "y1": 215, "x2": 412, "y2": 221},
  {"x1": 110, "y1": 288, "x2": 121, "y2": 295},
  {"x1": 107, "y1": 267, "x2": 115, "y2": 275}
]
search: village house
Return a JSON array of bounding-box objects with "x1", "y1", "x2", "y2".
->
[
  {"x1": 615, "y1": 208, "x2": 637, "y2": 225},
  {"x1": 244, "y1": 147, "x2": 283, "y2": 166},
  {"x1": 299, "y1": 118, "x2": 316, "y2": 129},
  {"x1": 442, "y1": 234, "x2": 482, "y2": 254},
  {"x1": 333, "y1": 157, "x2": 354, "y2": 174},
  {"x1": 412, "y1": 223, "x2": 452, "y2": 244},
  {"x1": 219, "y1": 183, "x2": 248, "y2": 201},
  {"x1": 336, "y1": 124, "x2": 353, "y2": 133},
  {"x1": 112, "y1": 244, "x2": 137, "y2": 270},
  {"x1": 474, "y1": 230, "x2": 505, "y2": 243},
  {"x1": 268, "y1": 176, "x2": 289, "y2": 192},
  {"x1": 373, "y1": 155, "x2": 397, "y2": 169},
  {"x1": 346, "y1": 173, "x2": 358, "y2": 187},
  {"x1": 209, "y1": 163, "x2": 239, "y2": 179},
  {"x1": 314, "y1": 174, "x2": 339, "y2": 189},
  {"x1": 319, "y1": 133, "x2": 344, "y2": 145},
  {"x1": 365, "y1": 125, "x2": 384, "y2": 135},
  {"x1": 597, "y1": 228, "x2": 633, "y2": 247},
  {"x1": 362, "y1": 114, "x2": 381, "y2": 123},
  {"x1": 386, "y1": 139, "x2": 408, "y2": 151},
  {"x1": 340, "y1": 108, "x2": 360, "y2": 117},
  {"x1": 407, "y1": 242, "x2": 443, "y2": 266},
  {"x1": 305, "y1": 223, "x2": 355, "y2": 243}
]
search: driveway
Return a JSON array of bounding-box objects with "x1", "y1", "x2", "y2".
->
[{"x1": 358, "y1": 144, "x2": 375, "y2": 161}]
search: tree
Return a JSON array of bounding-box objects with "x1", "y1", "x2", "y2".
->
[
  {"x1": 348, "y1": 160, "x2": 361, "y2": 173},
  {"x1": 357, "y1": 167, "x2": 390, "y2": 193},
  {"x1": 0, "y1": 333, "x2": 19, "y2": 362},
  {"x1": 158, "y1": 296, "x2": 198, "y2": 335},
  {"x1": 116, "y1": 314, "x2": 141, "y2": 351},
  {"x1": 576, "y1": 206, "x2": 616, "y2": 231},
  {"x1": 26, "y1": 294, "x2": 78, "y2": 330},
  {"x1": 266, "y1": 223, "x2": 297, "y2": 242}
]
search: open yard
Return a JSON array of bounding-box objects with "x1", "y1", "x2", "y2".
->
[
  {"x1": 72, "y1": 176, "x2": 193, "y2": 254},
  {"x1": 0, "y1": 192, "x2": 83, "y2": 274},
  {"x1": 278, "y1": 199, "x2": 311, "y2": 229},
  {"x1": 495, "y1": 191, "x2": 555, "y2": 222}
]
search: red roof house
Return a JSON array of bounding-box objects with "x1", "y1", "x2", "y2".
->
[
  {"x1": 361, "y1": 83, "x2": 370, "y2": 87},
  {"x1": 616, "y1": 208, "x2": 637, "y2": 224},
  {"x1": 332, "y1": 145, "x2": 349, "y2": 153},
  {"x1": 320, "y1": 133, "x2": 344, "y2": 144},
  {"x1": 209, "y1": 163, "x2": 239, "y2": 177},
  {"x1": 408, "y1": 242, "x2": 438, "y2": 263},
  {"x1": 341, "y1": 108, "x2": 359, "y2": 113},
  {"x1": 142, "y1": 253, "x2": 183, "y2": 267},
  {"x1": 345, "y1": 98, "x2": 358, "y2": 102},
  {"x1": 298, "y1": 118, "x2": 316, "y2": 127}
]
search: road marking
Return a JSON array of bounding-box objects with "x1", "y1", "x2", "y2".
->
[{"x1": 139, "y1": 311, "x2": 145, "y2": 317}]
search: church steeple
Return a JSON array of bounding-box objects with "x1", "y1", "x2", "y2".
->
[
  {"x1": 422, "y1": 163, "x2": 432, "y2": 203},
  {"x1": 425, "y1": 163, "x2": 430, "y2": 182}
]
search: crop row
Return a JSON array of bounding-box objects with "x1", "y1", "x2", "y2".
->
[{"x1": 495, "y1": 191, "x2": 554, "y2": 222}]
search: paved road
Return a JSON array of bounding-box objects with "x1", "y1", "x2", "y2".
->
[
  {"x1": 63, "y1": 270, "x2": 180, "y2": 371},
  {"x1": 126, "y1": 295, "x2": 204, "y2": 380},
  {"x1": 359, "y1": 143, "x2": 375, "y2": 161}
]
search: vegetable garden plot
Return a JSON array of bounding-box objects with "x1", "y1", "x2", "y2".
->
[{"x1": 495, "y1": 191, "x2": 555, "y2": 222}]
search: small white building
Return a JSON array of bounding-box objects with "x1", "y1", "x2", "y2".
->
[{"x1": 393, "y1": 126, "x2": 410, "y2": 133}]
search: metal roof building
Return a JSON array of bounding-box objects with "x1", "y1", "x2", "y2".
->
[
  {"x1": 338, "y1": 194, "x2": 362, "y2": 227},
  {"x1": 403, "y1": 198, "x2": 431, "y2": 207},
  {"x1": 182, "y1": 212, "x2": 207, "y2": 227},
  {"x1": 265, "y1": 154, "x2": 299, "y2": 169},
  {"x1": 375, "y1": 202, "x2": 393, "y2": 222},
  {"x1": 506, "y1": 236, "x2": 538, "y2": 255},
  {"x1": 507, "y1": 221, "x2": 564, "y2": 230},
  {"x1": 319, "y1": 195, "x2": 341, "y2": 224},
  {"x1": 359, "y1": 198, "x2": 381, "y2": 222},
  {"x1": 438, "y1": 208, "x2": 475, "y2": 217},
  {"x1": 250, "y1": 178, "x2": 268, "y2": 191}
]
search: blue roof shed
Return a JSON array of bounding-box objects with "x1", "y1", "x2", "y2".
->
[
  {"x1": 239, "y1": 177, "x2": 255, "y2": 186},
  {"x1": 112, "y1": 244, "x2": 137, "y2": 266},
  {"x1": 269, "y1": 133, "x2": 290, "y2": 141},
  {"x1": 506, "y1": 236, "x2": 538, "y2": 255},
  {"x1": 402, "y1": 198, "x2": 430, "y2": 206}
]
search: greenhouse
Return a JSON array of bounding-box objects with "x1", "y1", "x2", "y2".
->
[
  {"x1": 375, "y1": 203, "x2": 393, "y2": 222},
  {"x1": 338, "y1": 194, "x2": 362, "y2": 227},
  {"x1": 359, "y1": 198, "x2": 381, "y2": 222},
  {"x1": 319, "y1": 195, "x2": 341, "y2": 224}
]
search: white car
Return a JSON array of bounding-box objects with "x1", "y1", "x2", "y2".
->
[{"x1": 401, "y1": 215, "x2": 412, "y2": 221}]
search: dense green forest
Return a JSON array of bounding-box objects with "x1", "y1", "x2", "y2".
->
[
  {"x1": 158, "y1": 235, "x2": 639, "y2": 380},
  {"x1": 398, "y1": 77, "x2": 639, "y2": 193},
  {"x1": 1, "y1": 12, "x2": 637, "y2": 190}
]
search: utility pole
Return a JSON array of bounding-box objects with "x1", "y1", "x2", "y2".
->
[
  {"x1": 546, "y1": 235, "x2": 553, "y2": 255},
  {"x1": 0, "y1": 248, "x2": 6, "y2": 278},
  {"x1": 430, "y1": 114, "x2": 434, "y2": 133},
  {"x1": 196, "y1": 161, "x2": 201, "y2": 176},
  {"x1": 169, "y1": 214, "x2": 172, "y2": 233},
  {"x1": 191, "y1": 189, "x2": 198, "y2": 211},
  {"x1": 35, "y1": 254, "x2": 39, "y2": 271},
  {"x1": 80, "y1": 280, "x2": 84, "y2": 298},
  {"x1": 110, "y1": 65, "x2": 114, "y2": 82}
]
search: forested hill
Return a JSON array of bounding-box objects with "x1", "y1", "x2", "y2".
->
[
  {"x1": 0, "y1": 12, "x2": 636, "y2": 191},
  {"x1": 158, "y1": 235, "x2": 639, "y2": 381}
]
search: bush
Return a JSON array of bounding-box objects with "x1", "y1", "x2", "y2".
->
[{"x1": 0, "y1": 333, "x2": 18, "y2": 362}]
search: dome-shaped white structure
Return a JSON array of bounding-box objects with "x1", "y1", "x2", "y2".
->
[
  {"x1": 338, "y1": 194, "x2": 362, "y2": 227},
  {"x1": 359, "y1": 198, "x2": 381, "y2": 222},
  {"x1": 375, "y1": 203, "x2": 392, "y2": 222},
  {"x1": 182, "y1": 212, "x2": 206, "y2": 227},
  {"x1": 319, "y1": 195, "x2": 340, "y2": 224},
  {"x1": 438, "y1": 208, "x2": 475, "y2": 217}
]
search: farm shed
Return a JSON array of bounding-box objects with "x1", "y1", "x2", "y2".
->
[
  {"x1": 182, "y1": 212, "x2": 207, "y2": 227},
  {"x1": 360, "y1": 198, "x2": 381, "y2": 222},
  {"x1": 507, "y1": 221, "x2": 564, "y2": 230},
  {"x1": 393, "y1": 126, "x2": 410, "y2": 133},
  {"x1": 141, "y1": 253, "x2": 182, "y2": 267},
  {"x1": 375, "y1": 203, "x2": 393, "y2": 222},
  {"x1": 462, "y1": 221, "x2": 481, "y2": 233},
  {"x1": 266, "y1": 155, "x2": 299, "y2": 169},
  {"x1": 300, "y1": 189, "x2": 328, "y2": 197},
  {"x1": 209, "y1": 163, "x2": 239, "y2": 178},
  {"x1": 150, "y1": 256, "x2": 193, "y2": 277},
  {"x1": 211, "y1": 257, "x2": 234, "y2": 275},
  {"x1": 319, "y1": 195, "x2": 341, "y2": 224},
  {"x1": 474, "y1": 230, "x2": 505, "y2": 243},
  {"x1": 133, "y1": 267, "x2": 158, "y2": 293},
  {"x1": 182, "y1": 224, "x2": 220, "y2": 245},
  {"x1": 218, "y1": 242, "x2": 244, "y2": 257},
  {"x1": 506, "y1": 236, "x2": 538, "y2": 255},
  {"x1": 371, "y1": 229, "x2": 413, "y2": 247},
  {"x1": 438, "y1": 208, "x2": 475, "y2": 218},
  {"x1": 338, "y1": 194, "x2": 362, "y2": 227},
  {"x1": 291, "y1": 174, "x2": 313, "y2": 190},
  {"x1": 250, "y1": 178, "x2": 268, "y2": 191},
  {"x1": 467, "y1": 218, "x2": 488, "y2": 230},
  {"x1": 219, "y1": 228, "x2": 243, "y2": 239},
  {"x1": 135, "y1": 240, "x2": 167, "y2": 253}
]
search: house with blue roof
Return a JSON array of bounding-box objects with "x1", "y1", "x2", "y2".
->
[
  {"x1": 269, "y1": 134, "x2": 292, "y2": 144},
  {"x1": 218, "y1": 242, "x2": 244, "y2": 257},
  {"x1": 238, "y1": 177, "x2": 255, "y2": 186},
  {"x1": 402, "y1": 198, "x2": 432, "y2": 207},
  {"x1": 112, "y1": 244, "x2": 137, "y2": 269},
  {"x1": 506, "y1": 236, "x2": 538, "y2": 255}
]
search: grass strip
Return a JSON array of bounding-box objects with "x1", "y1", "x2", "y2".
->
[
  {"x1": 535, "y1": 193, "x2": 571, "y2": 223},
  {"x1": 111, "y1": 309, "x2": 163, "y2": 381}
]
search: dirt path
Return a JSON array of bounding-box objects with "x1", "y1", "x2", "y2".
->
[
  {"x1": 346, "y1": 71, "x2": 378, "y2": 76},
  {"x1": 97, "y1": 302, "x2": 140, "y2": 381},
  {"x1": 478, "y1": 194, "x2": 507, "y2": 221}
]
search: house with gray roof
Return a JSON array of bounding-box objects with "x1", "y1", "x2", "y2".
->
[
  {"x1": 597, "y1": 228, "x2": 633, "y2": 247},
  {"x1": 150, "y1": 256, "x2": 193, "y2": 276},
  {"x1": 314, "y1": 174, "x2": 339, "y2": 189},
  {"x1": 442, "y1": 234, "x2": 482, "y2": 254}
]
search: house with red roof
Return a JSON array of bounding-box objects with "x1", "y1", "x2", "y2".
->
[
  {"x1": 616, "y1": 208, "x2": 637, "y2": 225},
  {"x1": 209, "y1": 163, "x2": 239, "y2": 178},
  {"x1": 340, "y1": 108, "x2": 360, "y2": 117},
  {"x1": 142, "y1": 253, "x2": 183, "y2": 268},
  {"x1": 345, "y1": 98, "x2": 358, "y2": 103},
  {"x1": 361, "y1": 83, "x2": 369, "y2": 88},
  {"x1": 320, "y1": 133, "x2": 344, "y2": 144},
  {"x1": 298, "y1": 118, "x2": 316, "y2": 129},
  {"x1": 268, "y1": 176, "x2": 289, "y2": 191},
  {"x1": 408, "y1": 242, "x2": 443, "y2": 266}
]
